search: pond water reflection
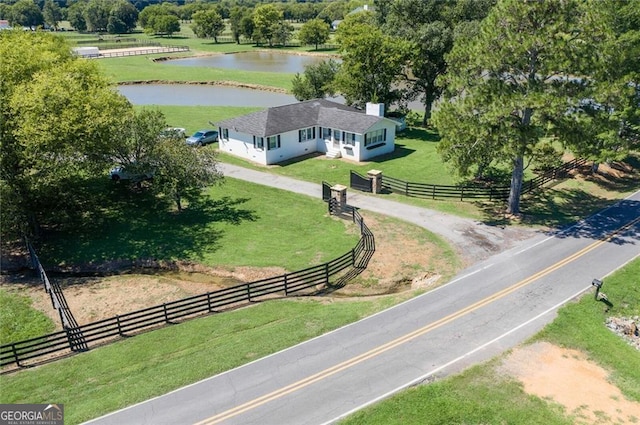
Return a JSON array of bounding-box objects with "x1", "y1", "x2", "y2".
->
[
  {"x1": 118, "y1": 84, "x2": 302, "y2": 107},
  {"x1": 163, "y1": 51, "x2": 334, "y2": 74}
]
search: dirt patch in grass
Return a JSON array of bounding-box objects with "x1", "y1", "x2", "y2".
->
[{"x1": 500, "y1": 341, "x2": 640, "y2": 425}]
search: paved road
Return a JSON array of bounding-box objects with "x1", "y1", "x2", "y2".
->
[{"x1": 85, "y1": 167, "x2": 640, "y2": 425}]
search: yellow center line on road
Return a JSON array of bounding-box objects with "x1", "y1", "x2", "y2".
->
[{"x1": 195, "y1": 216, "x2": 640, "y2": 425}]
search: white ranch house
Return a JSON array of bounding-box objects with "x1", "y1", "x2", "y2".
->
[{"x1": 215, "y1": 99, "x2": 396, "y2": 165}]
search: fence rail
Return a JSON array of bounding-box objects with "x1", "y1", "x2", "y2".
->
[
  {"x1": 95, "y1": 45, "x2": 189, "y2": 58},
  {"x1": 1, "y1": 202, "x2": 375, "y2": 370},
  {"x1": 378, "y1": 158, "x2": 590, "y2": 201},
  {"x1": 25, "y1": 240, "x2": 87, "y2": 353}
]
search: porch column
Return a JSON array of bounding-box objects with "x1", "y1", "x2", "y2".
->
[{"x1": 368, "y1": 169, "x2": 383, "y2": 194}]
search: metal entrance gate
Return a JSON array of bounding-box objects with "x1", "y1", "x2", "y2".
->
[
  {"x1": 350, "y1": 170, "x2": 372, "y2": 193},
  {"x1": 322, "y1": 181, "x2": 332, "y2": 201}
]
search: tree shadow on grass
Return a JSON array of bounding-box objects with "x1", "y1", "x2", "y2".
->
[
  {"x1": 396, "y1": 127, "x2": 440, "y2": 143},
  {"x1": 476, "y1": 187, "x2": 639, "y2": 246},
  {"x1": 367, "y1": 143, "x2": 416, "y2": 163},
  {"x1": 38, "y1": 184, "x2": 258, "y2": 268}
]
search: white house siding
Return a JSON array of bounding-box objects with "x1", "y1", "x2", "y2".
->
[
  {"x1": 354, "y1": 120, "x2": 396, "y2": 161},
  {"x1": 218, "y1": 129, "x2": 267, "y2": 164},
  {"x1": 265, "y1": 128, "x2": 316, "y2": 165},
  {"x1": 218, "y1": 115, "x2": 396, "y2": 165}
]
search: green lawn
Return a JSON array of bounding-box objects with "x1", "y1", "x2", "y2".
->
[
  {"x1": 139, "y1": 105, "x2": 261, "y2": 137},
  {"x1": 533, "y1": 257, "x2": 640, "y2": 401},
  {"x1": 343, "y1": 361, "x2": 573, "y2": 425},
  {"x1": 339, "y1": 258, "x2": 640, "y2": 424},
  {"x1": 0, "y1": 290, "x2": 55, "y2": 345},
  {"x1": 0, "y1": 297, "x2": 404, "y2": 425},
  {"x1": 38, "y1": 178, "x2": 359, "y2": 272},
  {"x1": 97, "y1": 54, "x2": 296, "y2": 90}
]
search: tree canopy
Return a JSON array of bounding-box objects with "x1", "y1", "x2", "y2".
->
[
  {"x1": 292, "y1": 59, "x2": 340, "y2": 101},
  {"x1": 432, "y1": 0, "x2": 635, "y2": 215},
  {"x1": 1, "y1": 30, "x2": 127, "y2": 236},
  {"x1": 334, "y1": 11, "x2": 411, "y2": 110},
  {"x1": 297, "y1": 18, "x2": 330, "y2": 50},
  {"x1": 1, "y1": 30, "x2": 222, "y2": 238},
  {"x1": 252, "y1": 4, "x2": 285, "y2": 47},
  {"x1": 381, "y1": 0, "x2": 494, "y2": 125},
  {"x1": 191, "y1": 9, "x2": 225, "y2": 42}
]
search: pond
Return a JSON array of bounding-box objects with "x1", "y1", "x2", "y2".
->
[
  {"x1": 118, "y1": 84, "x2": 304, "y2": 107},
  {"x1": 162, "y1": 51, "x2": 336, "y2": 74}
]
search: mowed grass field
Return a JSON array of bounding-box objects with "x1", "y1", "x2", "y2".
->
[{"x1": 37, "y1": 177, "x2": 360, "y2": 272}]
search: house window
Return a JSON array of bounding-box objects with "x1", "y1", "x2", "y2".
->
[
  {"x1": 253, "y1": 136, "x2": 264, "y2": 149},
  {"x1": 342, "y1": 132, "x2": 356, "y2": 146},
  {"x1": 364, "y1": 129, "x2": 386, "y2": 147},
  {"x1": 333, "y1": 129, "x2": 341, "y2": 141},
  {"x1": 267, "y1": 135, "x2": 280, "y2": 150},
  {"x1": 322, "y1": 127, "x2": 332, "y2": 140},
  {"x1": 221, "y1": 128, "x2": 229, "y2": 140},
  {"x1": 299, "y1": 127, "x2": 315, "y2": 142}
]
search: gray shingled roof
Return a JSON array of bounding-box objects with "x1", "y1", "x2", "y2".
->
[{"x1": 215, "y1": 99, "x2": 384, "y2": 137}]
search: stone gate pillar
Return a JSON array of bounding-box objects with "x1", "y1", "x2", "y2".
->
[
  {"x1": 368, "y1": 169, "x2": 383, "y2": 194},
  {"x1": 330, "y1": 184, "x2": 347, "y2": 208}
]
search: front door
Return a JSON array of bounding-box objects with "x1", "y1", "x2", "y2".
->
[{"x1": 333, "y1": 129, "x2": 341, "y2": 149}]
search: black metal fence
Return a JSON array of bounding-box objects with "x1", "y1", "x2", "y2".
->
[
  {"x1": 25, "y1": 240, "x2": 87, "y2": 353},
  {"x1": 1, "y1": 203, "x2": 375, "y2": 370},
  {"x1": 375, "y1": 158, "x2": 590, "y2": 201}
]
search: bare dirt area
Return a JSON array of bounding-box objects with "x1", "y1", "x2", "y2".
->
[{"x1": 500, "y1": 341, "x2": 640, "y2": 425}]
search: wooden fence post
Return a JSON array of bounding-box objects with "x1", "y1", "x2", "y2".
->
[
  {"x1": 207, "y1": 292, "x2": 213, "y2": 312},
  {"x1": 116, "y1": 315, "x2": 123, "y2": 336},
  {"x1": 12, "y1": 343, "x2": 21, "y2": 368},
  {"x1": 163, "y1": 303, "x2": 169, "y2": 323},
  {"x1": 325, "y1": 263, "x2": 330, "y2": 285},
  {"x1": 247, "y1": 284, "x2": 251, "y2": 302},
  {"x1": 284, "y1": 274, "x2": 288, "y2": 296}
]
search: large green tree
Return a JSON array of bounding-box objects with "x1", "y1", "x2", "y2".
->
[
  {"x1": 66, "y1": 1, "x2": 87, "y2": 32},
  {"x1": 292, "y1": 59, "x2": 340, "y2": 101},
  {"x1": 8, "y1": 0, "x2": 43, "y2": 27},
  {"x1": 334, "y1": 11, "x2": 411, "y2": 110},
  {"x1": 154, "y1": 135, "x2": 223, "y2": 212},
  {"x1": 555, "y1": 0, "x2": 640, "y2": 165},
  {"x1": 109, "y1": 109, "x2": 223, "y2": 212},
  {"x1": 42, "y1": 0, "x2": 62, "y2": 30},
  {"x1": 297, "y1": 18, "x2": 330, "y2": 50},
  {"x1": 432, "y1": 0, "x2": 627, "y2": 215},
  {"x1": 84, "y1": 0, "x2": 110, "y2": 32},
  {"x1": 229, "y1": 6, "x2": 250, "y2": 44},
  {"x1": 191, "y1": 9, "x2": 225, "y2": 42},
  {"x1": 252, "y1": 4, "x2": 282, "y2": 47},
  {"x1": 384, "y1": 0, "x2": 494, "y2": 125},
  {"x1": 108, "y1": 0, "x2": 138, "y2": 34},
  {"x1": 0, "y1": 30, "x2": 129, "y2": 237}
]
